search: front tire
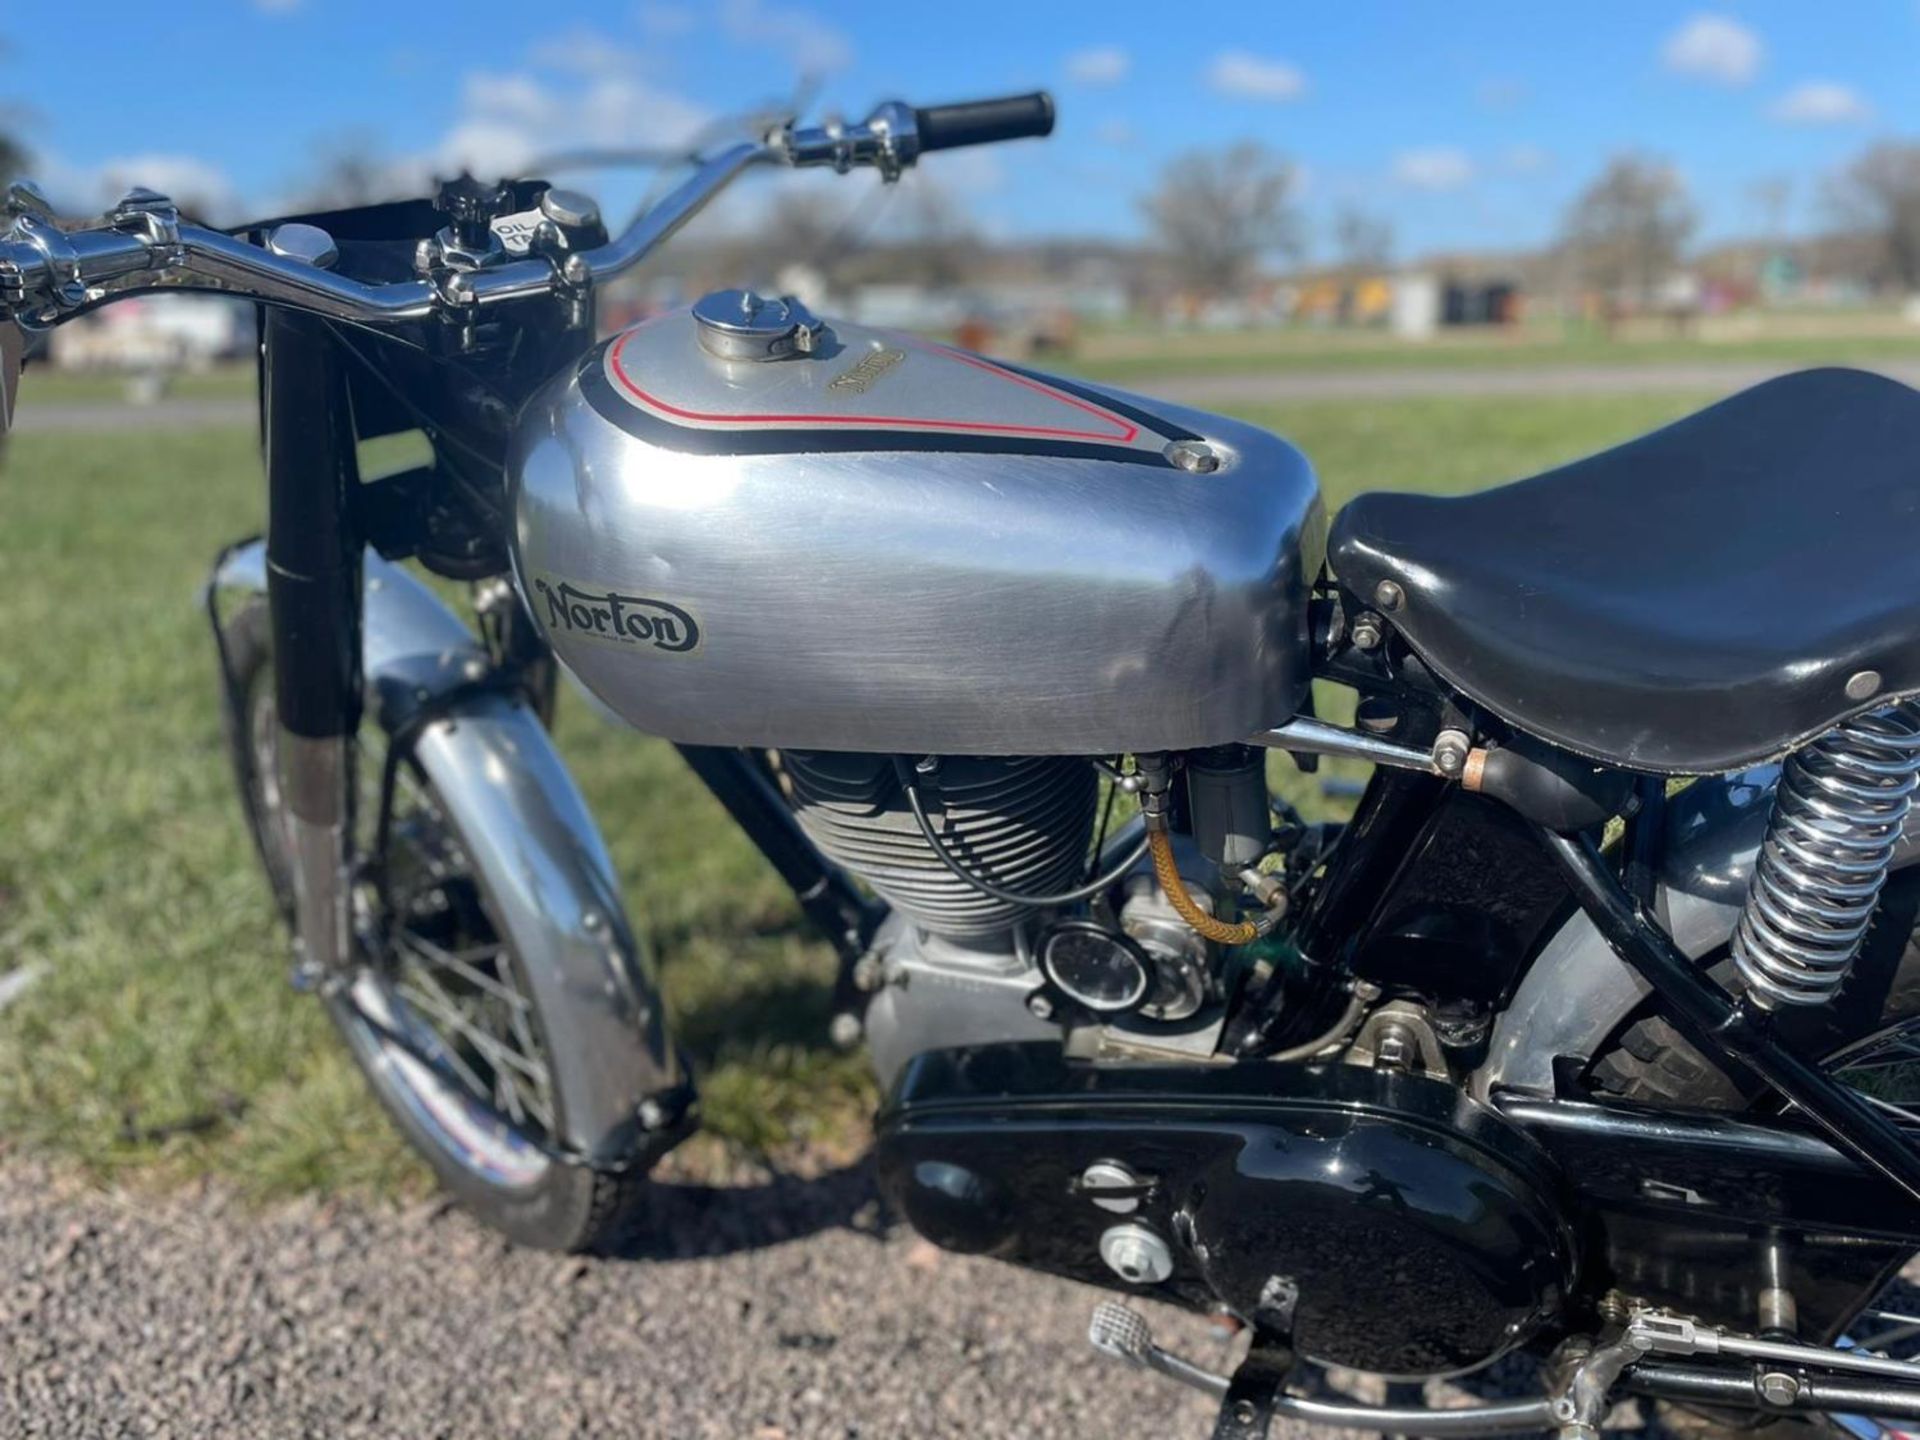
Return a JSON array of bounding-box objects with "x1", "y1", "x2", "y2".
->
[{"x1": 219, "y1": 599, "x2": 645, "y2": 1252}]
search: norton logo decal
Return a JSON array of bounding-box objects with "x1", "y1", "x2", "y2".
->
[
  {"x1": 828, "y1": 347, "x2": 905, "y2": 394},
  {"x1": 533, "y1": 578, "x2": 701, "y2": 655}
]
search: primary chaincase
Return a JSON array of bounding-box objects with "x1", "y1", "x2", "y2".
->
[
  {"x1": 780, "y1": 751, "x2": 1097, "y2": 939},
  {"x1": 877, "y1": 1045, "x2": 1576, "y2": 1379}
]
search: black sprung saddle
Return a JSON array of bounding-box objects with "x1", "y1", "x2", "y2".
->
[{"x1": 1327, "y1": 368, "x2": 1920, "y2": 774}]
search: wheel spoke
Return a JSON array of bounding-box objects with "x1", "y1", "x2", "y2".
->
[
  {"x1": 395, "y1": 930, "x2": 530, "y2": 1010},
  {"x1": 502, "y1": 1001, "x2": 557, "y2": 1130},
  {"x1": 394, "y1": 962, "x2": 554, "y2": 1131},
  {"x1": 392, "y1": 982, "x2": 497, "y2": 1100},
  {"x1": 349, "y1": 748, "x2": 559, "y2": 1144},
  {"x1": 400, "y1": 967, "x2": 544, "y2": 1083}
]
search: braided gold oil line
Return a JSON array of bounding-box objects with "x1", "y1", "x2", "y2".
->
[{"x1": 1147, "y1": 826, "x2": 1260, "y2": 945}]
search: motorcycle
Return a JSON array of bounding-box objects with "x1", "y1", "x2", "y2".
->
[{"x1": 8, "y1": 85, "x2": 1920, "y2": 1440}]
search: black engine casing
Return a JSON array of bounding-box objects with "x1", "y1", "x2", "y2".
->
[{"x1": 875, "y1": 1045, "x2": 1577, "y2": 1378}]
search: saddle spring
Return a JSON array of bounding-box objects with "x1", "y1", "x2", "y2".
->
[{"x1": 1732, "y1": 700, "x2": 1920, "y2": 1009}]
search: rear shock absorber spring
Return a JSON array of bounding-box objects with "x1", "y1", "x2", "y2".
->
[{"x1": 1732, "y1": 701, "x2": 1920, "y2": 1009}]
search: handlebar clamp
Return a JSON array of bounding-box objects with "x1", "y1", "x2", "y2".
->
[
  {"x1": 108, "y1": 188, "x2": 182, "y2": 252},
  {"x1": 9, "y1": 213, "x2": 89, "y2": 314}
]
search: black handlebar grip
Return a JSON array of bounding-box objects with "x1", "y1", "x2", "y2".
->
[{"x1": 913, "y1": 92, "x2": 1056, "y2": 153}]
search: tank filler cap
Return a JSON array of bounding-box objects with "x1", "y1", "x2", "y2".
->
[{"x1": 692, "y1": 288, "x2": 832, "y2": 362}]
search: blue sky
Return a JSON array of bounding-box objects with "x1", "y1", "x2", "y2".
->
[{"x1": 4, "y1": 2, "x2": 1919, "y2": 261}]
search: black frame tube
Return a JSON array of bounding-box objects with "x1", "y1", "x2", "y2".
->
[
  {"x1": 1630, "y1": 1361, "x2": 1920, "y2": 1423},
  {"x1": 675, "y1": 745, "x2": 881, "y2": 964},
  {"x1": 1541, "y1": 828, "x2": 1920, "y2": 1209}
]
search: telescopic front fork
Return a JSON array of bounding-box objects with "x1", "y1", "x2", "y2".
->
[{"x1": 261, "y1": 308, "x2": 362, "y2": 980}]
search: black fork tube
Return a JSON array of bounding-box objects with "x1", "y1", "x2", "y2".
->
[
  {"x1": 263, "y1": 310, "x2": 361, "y2": 974},
  {"x1": 1542, "y1": 827, "x2": 1920, "y2": 1209}
]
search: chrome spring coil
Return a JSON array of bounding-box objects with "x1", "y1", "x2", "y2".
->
[{"x1": 1732, "y1": 700, "x2": 1920, "y2": 1009}]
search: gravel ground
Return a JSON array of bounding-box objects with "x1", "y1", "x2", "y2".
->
[{"x1": 0, "y1": 1157, "x2": 1254, "y2": 1439}]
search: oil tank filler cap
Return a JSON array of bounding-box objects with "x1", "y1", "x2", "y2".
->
[{"x1": 692, "y1": 288, "x2": 832, "y2": 362}]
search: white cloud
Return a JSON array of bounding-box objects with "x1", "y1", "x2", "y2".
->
[
  {"x1": 1393, "y1": 147, "x2": 1474, "y2": 192},
  {"x1": 437, "y1": 41, "x2": 711, "y2": 177},
  {"x1": 1771, "y1": 81, "x2": 1871, "y2": 124},
  {"x1": 1095, "y1": 118, "x2": 1135, "y2": 147},
  {"x1": 718, "y1": 0, "x2": 852, "y2": 75},
  {"x1": 1501, "y1": 143, "x2": 1551, "y2": 175},
  {"x1": 529, "y1": 30, "x2": 650, "y2": 77},
  {"x1": 1206, "y1": 50, "x2": 1307, "y2": 102},
  {"x1": 92, "y1": 155, "x2": 239, "y2": 219},
  {"x1": 29, "y1": 152, "x2": 240, "y2": 222},
  {"x1": 1066, "y1": 45, "x2": 1130, "y2": 85},
  {"x1": 1661, "y1": 14, "x2": 1763, "y2": 86}
]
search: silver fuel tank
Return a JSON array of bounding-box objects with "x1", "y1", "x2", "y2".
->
[{"x1": 507, "y1": 291, "x2": 1323, "y2": 756}]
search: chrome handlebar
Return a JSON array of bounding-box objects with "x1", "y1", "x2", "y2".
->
[{"x1": 0, "y1": 100, "x2": 945, "y2": 330}]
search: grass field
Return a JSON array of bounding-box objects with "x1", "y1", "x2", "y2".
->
[
  {"x1": 22, "y1": 305, "x2": 1920, "y2": 409},
  {"x1": 1063, "y1": 308, "x2": 1920, "y2": 383},
  {"x1": 0, "y1": 384, "x2": 1710, "y2": 1200},
  {"x1": 17, "y1": 367, "x2": 257, "y2": 406}
]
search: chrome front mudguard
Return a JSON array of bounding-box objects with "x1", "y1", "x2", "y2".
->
[
  {"x1": 1477, "y1": 767, "x2": 1920, "y2": 1099},
  {"x1": 210, "y1": 541, "x2": 688, "y2": 1168}
]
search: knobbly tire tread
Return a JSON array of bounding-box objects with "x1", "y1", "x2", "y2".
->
[
  {"x1": 1588, "y1": 1014, "x2": 1746, "y2": 1109},
  {"x1": 1589, "y1": 870, "x2": 1920, "y2": 1110},
  {"x1": 219, "y1": 597, "x2": 649, "y2": 1254}
]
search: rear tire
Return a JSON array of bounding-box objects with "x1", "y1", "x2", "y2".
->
[
  {"x1": 1589, "y1": 870, "x2": 1920, "y2": 1437},
  {"x1": 219, "y1": 599, "x2": 645, "y2": 1253},
  {"x1": 1591, "y1": 869, "x2": 1920, "y2": 1107}
]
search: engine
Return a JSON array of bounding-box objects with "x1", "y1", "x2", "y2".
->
[
  {"x1": 774, "y1": 747, "x2": 1261, "y2": 1087},
  {"x1": 781, "y1": 751, "x2": 1097, "y2": 940}
]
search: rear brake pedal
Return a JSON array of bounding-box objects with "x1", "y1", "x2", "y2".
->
[{"x1": 1088, "y1": 1300, "x2": 1291, "y2": 1437}]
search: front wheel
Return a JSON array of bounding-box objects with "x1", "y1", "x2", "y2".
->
[{"x1": 220, "y1": 599, "x2": 645, "y2": 1251}]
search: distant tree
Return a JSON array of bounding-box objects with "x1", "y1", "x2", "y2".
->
[
  {"x1": 0, "y1": 131, "x2": 26, "y2": 188},
  {"x1": 1141, "y1": 142, "x2": 1301, "y2": 296},
  {"x1": 1332, "y1": 206, "x2": 1394, "y2": 273},
  {"x1": 286, "y1": 132, "x2": 417, "y2": 213},
  {"x1": 714, "y1": 185, "x2": 869, "y2": 294},
  {"x1": 0, "y1": 35, "x2": 22, "y2": 188},
  {"x1": 1746, "y1": 175, "x2": 1793, "y2": 242},
  {"x1": 1831, "y1": 142, "x2": 1920, "y2": 291},
  {"x1": 892, "y1": 176, "x2": 979, "y2": 289},
  {"x1": 1560, "y1": 156, "x2": 1696, "y2": 318}
]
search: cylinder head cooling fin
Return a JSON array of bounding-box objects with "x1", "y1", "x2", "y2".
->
[{"x1": 780, "y1": 752, "x2": 1097, "y2": 939}]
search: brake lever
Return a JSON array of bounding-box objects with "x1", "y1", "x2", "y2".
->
[{"x1": 5, "y1": 181, "x2": 59, "y2": 225}]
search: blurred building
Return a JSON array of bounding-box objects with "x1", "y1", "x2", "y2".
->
[{"x1": 48, "y1": 295, "x2": 252, "y2": 372}]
